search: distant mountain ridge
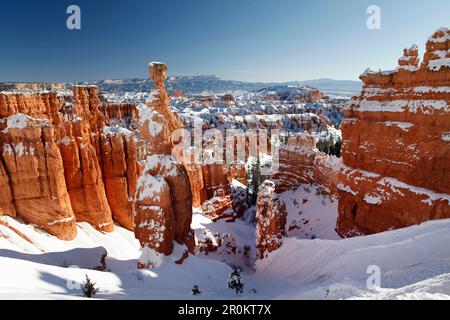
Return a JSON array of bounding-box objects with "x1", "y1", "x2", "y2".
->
[{"x1": 80, "y1": 76, "x2": 362, "y2": 97}]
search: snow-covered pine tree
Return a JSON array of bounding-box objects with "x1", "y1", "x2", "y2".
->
[
  {"x1": 192, "y1": 284, "x2": 201, "y2": 295},
  {"x1": 227, "y1": 266, "x2": 244, "y2": 295}
]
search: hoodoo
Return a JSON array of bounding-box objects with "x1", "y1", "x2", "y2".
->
[{"x1": 134, "y1": 62, "x2": 195, "y2": 268}]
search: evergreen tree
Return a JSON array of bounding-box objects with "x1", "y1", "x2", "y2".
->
[
  {"x1": 247, "y1": 156, "x2": 263, "y2": 205},
  {"x1": 227, "y1": 266, "x2": 244, "y2": 295},
  {"x1": 317, "y1": 136, "x2": 342, "y2": 158},
  {"x1": 192, "y1": 285, "x2": 201, "y2": 296},
  {"x1": 82, "y1": 274, "x2": 98, "y2": 298}
]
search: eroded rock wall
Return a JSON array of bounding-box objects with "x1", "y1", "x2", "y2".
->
[
  {"x1": 272, "y1": 135, "x2": 341, "y2": 196},
  {"x1": 337, "y1": 28, "x2": 450, "y2": 237},
  {"x1": 0, "y1": 86, "x2": 140, "y2": 239}
]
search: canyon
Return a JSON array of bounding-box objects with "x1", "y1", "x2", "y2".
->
[{"x1": 0, "y1": 28, "x2": 448, "y2": 272}]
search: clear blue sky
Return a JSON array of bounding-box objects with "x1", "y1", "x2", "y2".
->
[{"x1": 0, "y1": 0, "x2": 449, "y2": 83}]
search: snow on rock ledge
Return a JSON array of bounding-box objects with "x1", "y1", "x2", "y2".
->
[{"x1": 338, "y1": 27, "x2": 450, "y2": 237}]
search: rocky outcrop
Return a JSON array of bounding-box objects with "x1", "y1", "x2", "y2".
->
[
  {"x1": 186, "y1": 163, "x2": 208, "y2": 208},
  {"x1": 134, "y1": 62, "x2": 195, "y2": 268},
  {"x1": 255, "y1": 180, "x2": 287, "y2": 259},
  {"x1": 0, "y1": 114, "x2": 76, "y2": 240},
  {"x1": 256, "y1": 85, "x2": 323, "y2": 103},
  {"x1": 201, "y1": 163, "x2": 231, "y2": 199},
  {"x1": 0, "y1": 86, "x2": 140, "y2": 239},
  {"x1": 201, "y1": 189, "x2": 237, "y2": 222},
  {"x1": 99, "y1": 128, "x2": 139, "y2": 230},
  {"x1": 337, "y1": 28, "x2": 450, "y2": 237},
  {"x1": 229, "y1": 164, "x2": 247, "y2": 185},
  {"x1": 100, "y1": 103, "x2": 139, "y2": 130},
  {"x1": 0, "y1": 83, "x2": 66, "y2": 91},
  {"x1": 272, "y1": 135, "x2": 341, "y2": 196},
  {"x1": 57, "y1": 86, "x2": 113, "y2": 232}
]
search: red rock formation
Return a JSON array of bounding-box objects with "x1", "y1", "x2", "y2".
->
[
  {"x1": 0, "y1": 114, "x2": 76, "y2": 240},
  {"x1": 186, "y1": 163, "x2": 208, "y2": 208},
  {"x1": 229, "y1": 164, "x2": 247, "y2": 185},
  {"x1": 255, "y1": 180, "x2": 287, "y2": 259},
  {"x1": 337, "y1": 28, "x2": 450, "y2": 237},
  {"x1": 0, "y1": 85, "x2": 140, "y2": 239},
  {"x1": 196, "y1": 230, "x2": 237, "y2": 256},
  {"x1": 201, "y1": 189, "x2": 237, "y2": 222},
  {"x1": 100, "y1": 103, "x2": 139, "y2": 130},
  {"x1": 258, "y1": 85, "x2": 323, "y2": 103},
  {"x1": 201, "y1": 163, "x2": 231, "y2": 199},
  {"x1": 99, "y1": 129, "x2": 138, "y2": 230},
  {"x1": 58, "y1": 86, "x2": 114, "y2": 232},
  {"x1": 272, "y1": 134, "x2": 341, "y2": 196},
  {"x1": 134, "y1": 62, "x2": 195, "y2": 268}
]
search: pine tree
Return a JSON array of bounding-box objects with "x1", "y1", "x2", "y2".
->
[
  {"x1": 82, "y1": 274, "x2": 98, "y2": 298},
  {"x1": 192, "y1": 285, "x2": 201, "y2": 296},
  {"x1": 227, "y1": 266, "x2": 244, "y2": 295},
  {"x1": 334, "y1": 137, "x2": 342, "y2": 157}
]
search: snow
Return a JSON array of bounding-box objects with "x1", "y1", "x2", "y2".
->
[
  {"x1": 102, "y1": 126, "x2": 133, "y2": 138},
  {"x1": 58, "y1": 136, "x2": 72, "y2": 146},
  {"x1": 427, "y1": 58, "x2": 450, "y2": 71},
  {"x1": 413, "y1": 86, "x2": 450, "y2": 93},
  {"x1": 1, "y1": 209, "x2": 450, "y2": 299},
  {"x1": 378, "y1": 177, "x2": 450, "y2": 206},
  {"x1": 4, "y1": 113, "x2": 49, "y2": 130},
  {"x1": 361, "y1": 68, "x2": 395, "y2": 76},
  {"x1": 135, "y1": 173, "x2": 166, "y2": 201},
  {"x1": 350, "y1": 99, "x2": 449, "y2": 113},
  {"x1": 2, "y1": 142, "x2": 35, "y2": 157},
  {"x1": 143, "y1": 155, "x2": 178, "y2": 177},
  {"x1": 428, "y1": 27, "x2": 450, "y2": 43},
  {"x1": 280, "y1": 184, "x2": 340, "y2": 240},
  {"x1": 363, "y1": 194, "x2": 381, "y2": 205},
  {"x1": 254, "y1": 219, "x2": 450, "y2": 299},
  {"x1": 0, "y1": 216, "x2": 234, "y2": 300},
  {"x1": 144, "y1": 90, "x2": 160, "y2": 103},
  {"x1": 396, "y1": 65, "x2": 419, "y2": 72},
  {"x1": 383, "y1": 121, "x2": 414, "y2": 132},
  {"x1": 48, "y1": 216, "x2": 75, "y2": 226},
  {"x1": 441, "y1": 132, "x2": 450, "y2": 142},
  {"x1": 6, "y1": 113, "x2": 31, "y2": 129},
  {"x1": 137, "y1": 105, "x2": 164, "y2": 137},
  {"x1": 337, "y1": 183, "x2": 358, "y2": 196},
  {"x1": 139, "y1": 246, "x2": 163, "y2": 268}
]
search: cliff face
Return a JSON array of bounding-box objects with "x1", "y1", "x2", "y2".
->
[
  {"x1": 337, "y1": 28, "x2": 450, "y2": 237},
  {"x1": 134, "y1": 63, "x2": 195, "y2": 268},
  {"x1": 99, "y1": 129, "x2": 139, "y2": 230},
  {"x1": 272, "y1": 135, "x2": 341, "y2": 196},
  {"x1": 0, "y1": 114, "x2": 76, "y2": 240},
  {"x1": 0, "y1": 86, "x2": 140, "y2": 239}
]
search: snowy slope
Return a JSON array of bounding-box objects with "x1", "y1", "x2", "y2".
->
[
  {"x1": 279, "y1": 185, "x2": 340, "y2": 240},
  {"x1": 1, "y1": 211, "x2": 450, "y2": 299},
  {"x1": 254, "y1": 219, "x2": 450, "y2": 299}
]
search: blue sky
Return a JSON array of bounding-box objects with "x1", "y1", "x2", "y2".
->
[{"x1": 0, "y1": 0, "x2": 449, "y2": 82}]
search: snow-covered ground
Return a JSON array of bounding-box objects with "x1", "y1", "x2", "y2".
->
[{"x1": 1, "y1": 189, "x2": 450, "y2": 300}]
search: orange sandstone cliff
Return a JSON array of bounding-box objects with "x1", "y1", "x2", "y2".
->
[
  {"x1": 337, "y1": 28, "x2": 450, "y2": 237},
  {"x1": 0, "y1": 85, "x2": 140, "y2": 239}
]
